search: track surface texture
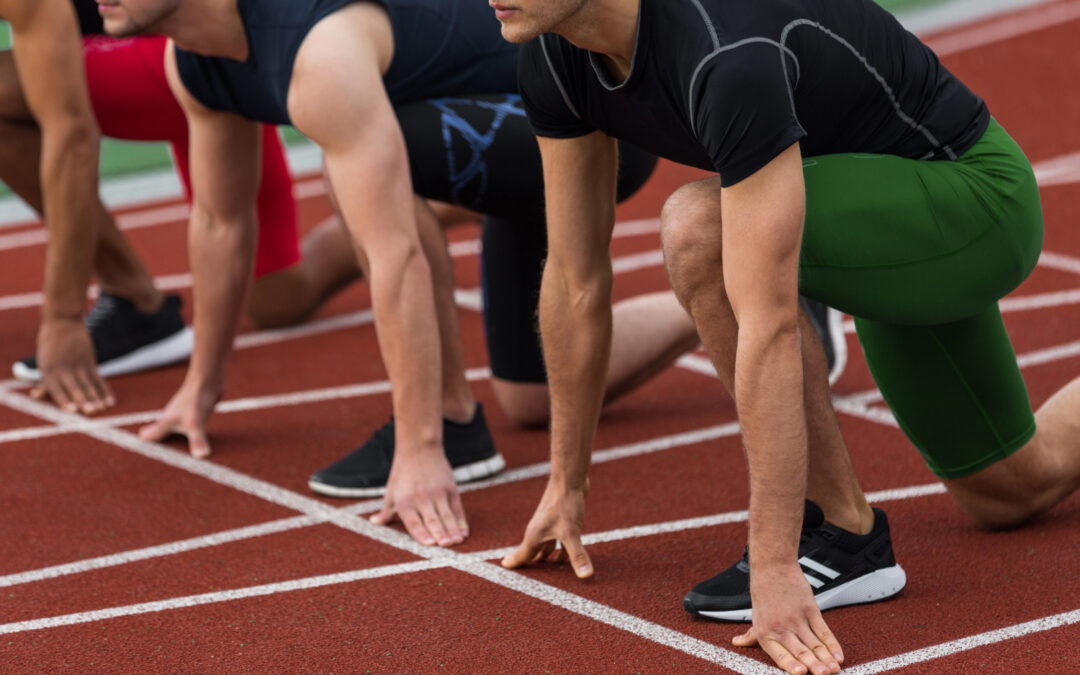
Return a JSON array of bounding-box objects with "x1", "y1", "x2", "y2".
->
[{"x1": 2, "y1": 3, "x2": 1080, "y2": 672}]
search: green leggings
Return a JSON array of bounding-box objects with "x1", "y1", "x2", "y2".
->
[{"x1": 799, "y1": 119, "x2": 1044, "y2": 478}]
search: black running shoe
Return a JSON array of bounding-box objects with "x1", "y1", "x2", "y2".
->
[
  {"x1": 799, "y1": 297, "x2": 848, "y2": 386},
  {"x1": 12, "y1": 292, "x2": 193, "y2": 381},
  {"x1": 683, "y1": 501, "x2": 906, "y2": 621},
  {"x1": 308, "y1": 403, "x2": 506, "y2": 498}
]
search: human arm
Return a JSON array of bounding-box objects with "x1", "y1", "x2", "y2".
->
[
  {"x1": 6, "y1": 0, "x2": 113, "y2": 412},
  {"x1": 720, "y1": 144, "x2": 842, "y2": 675},
  {"x1": 500, "y1": 131, "x2": 620, "y2": 578},
  {"x1": 138, "y1": 43, "x2": 260, "y2": 458},
  {"x1": 287, "y1": 4, "x2": 465, "y2": 546}
]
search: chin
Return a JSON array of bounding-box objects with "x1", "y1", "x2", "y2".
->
[
  {"x1": 499, "y1": 23, "x2": 543, "y2": 44},
  {"x1": 102, "y1": 17, "x2": 140, "y2": 38}
]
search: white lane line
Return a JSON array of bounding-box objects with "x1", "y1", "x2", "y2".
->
[
  {"x1": 0, "y1": 389, "x2": 763, "y2": 671},
  {"x1": 0, "y1": 478, "x2": 949, "y2": 662},
  {"x1": 1, "y1": 370, "x2": 1059, "y2": 671},
  {"x1": 925, "y1": 0, "x2": 1080, "y2": 56},
  {"x1": 0, "y1": 368, "x2": 492, "y2": 446},
  {"x1": 0, "y1": 514, "x2": 319, "y2": 588},
  {"x1": 845, "y1": 608, "x2": 1080, "y2": 674},
  {"x1": 460, "y1": 561, "x2": 777, "y2": 674},
  {"x1": 0, "y1": 416, "x2": 739, "y2": 589},
  {"x1": 1036, "y1": 250, "x2": 1080, "y2": 276},
  {"x1": 0, "y1": 218, "x2": 660, "y2": 313},
  {"x1": 0, "y1": 273, "x2": 194, "y2": 313},
  {"x1": 233, "y1": 309, "x2": 374, "y2": 350},
  {"x1": 676, "y1": 353, "x2": 717, "y2": 377},
  {"x1": 0, "y1": 559, "x2": 444, "y2": 637},
  {"x1": 0, "y1": 177, "x2": 324, "y2": 245},
  {"x1": 1033, "y1": 150, "x2": 1080, "y2": 188},
  {"x1": 1016, "y1": 337, "x2": 1080, "y2": 368}
]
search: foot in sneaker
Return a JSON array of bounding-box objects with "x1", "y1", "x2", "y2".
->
[
  {"x1": 308, "y1": 403, "x2": 505, "y2": 498},
  {"x1": 12, "y1": 292, "x2": 193, "y2": 381},
  {"x1": 683, "y1": 500, "x2": 905, "y2": 621},
  {"x1": 800, "y1": 297, "x2": 848, "y2": 386}
]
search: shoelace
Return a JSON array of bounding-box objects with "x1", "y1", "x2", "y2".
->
[{"x1": 85, "y1": 295, "x2": 119, "y2": 330}]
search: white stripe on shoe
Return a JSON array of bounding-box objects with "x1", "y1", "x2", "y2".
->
[{"x1": 799, "y1": 556, "x2": 841, "y2": 579}]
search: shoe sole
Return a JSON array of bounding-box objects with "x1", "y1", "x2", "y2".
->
[
  {"x1": 12, "y1": 327, "x2": 194, "y2": 382},
  {"x1": 693, "y1": 564, "x2": 906, "y2": 622},
  {"x1": 825, "y1": 307, "x2": 848, "y2": 387},
  {"x1": 307, "y1": 452, "x2": 507, "y2": 499}
]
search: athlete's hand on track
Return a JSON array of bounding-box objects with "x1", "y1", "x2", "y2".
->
[
  {"x1": 371, "y1": 453, "x2": 469, "y2": 547},
  {"x1": 501, "y1": 479, "x2": 592, "y2": 578},
  {"x1": 139, "y1": 380, "x2": 222, "y2": 459},
  {"x1": 733, "y1": 564, "x2": 843, "y2": 675},
  {"x1": 31, "y1": 318, "x2": 115, "y2": 415}
]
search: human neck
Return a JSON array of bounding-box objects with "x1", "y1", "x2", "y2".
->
[
  {"x1": 165, "y1": 0, "x2": 250, "y2": 61},
  {"x1": 557, "y1": 0, "x2": 639, "y2": 80}
]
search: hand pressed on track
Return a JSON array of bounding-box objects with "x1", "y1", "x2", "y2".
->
[
  {"x1": 502, "y1": 480, "x2": 592, "y2": 578},
  {"x1": 32, "y1": 318, "x2": 115, "y2": 415},
  {"x1": 139, "y1": 380, "x2": 221, "y2": 458},
  {"x1": 370, "y1": 452, "x2": 469, "y2": 547},
  {"x1": 733, "y1": 564, "x2": 843, "y2": 675}
]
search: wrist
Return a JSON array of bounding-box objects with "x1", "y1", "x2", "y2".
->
[
  {"x1": 40, "y1": 308, "x2": 85, "y2": 324},
  {"x1": 181, "y1": 369, "x2": 224, "y2": 399},
  {"x1": 547, "y1": 470, "x2": 588, "y2": 494}
]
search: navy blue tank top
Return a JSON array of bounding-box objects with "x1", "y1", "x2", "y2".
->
[{"x1": 175, "y1": 0, "x2": 518, "y2": 125}]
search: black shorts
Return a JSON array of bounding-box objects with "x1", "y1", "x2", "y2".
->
[{"x1": 397, "y1": 94, "x2": 657, "y2": 382}]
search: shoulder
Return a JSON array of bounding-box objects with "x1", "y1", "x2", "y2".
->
[{"x1": 518, "y1": 35, "x2": 595, "y2": 139}]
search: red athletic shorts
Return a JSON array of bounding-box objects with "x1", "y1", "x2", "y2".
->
[{"x1": 81, "y1": 35, "x2": 301, "y2": 278}]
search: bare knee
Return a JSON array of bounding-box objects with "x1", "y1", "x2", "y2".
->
[
  {"x1": 491, "y1": 379, "x2": 550, "y2": 428},
  {"x1": 247, "y1": 266, "x2": 316, "y2": 329},
  {"x1": 944, "y1": 440, "x2": 1069, "y2": 529},
  {"x1": 659, "y1": 180, "x2": 725, "y2": 303}
]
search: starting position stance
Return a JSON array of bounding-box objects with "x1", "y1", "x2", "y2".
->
[
  {"x1": 494, "y1": 1, "x2": 1080, "y2": 674},
  {"x1": 96, "y1": 0, "x2": 718, "y2": 546}
]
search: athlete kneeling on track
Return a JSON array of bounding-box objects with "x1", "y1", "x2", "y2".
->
[
  {"x1": 492, "y1": 1, "x2": 1080, "y2": 674},
  {"x1": 1, "y1": 0, "x2": 305, "y2": 408},
  {"x1": 91, "y1": 0, "x2": 757, "y2": 549}
]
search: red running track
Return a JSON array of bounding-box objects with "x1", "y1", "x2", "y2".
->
[{"x1": 2, "y1": 3, "x2": 1080, "y2": 672}]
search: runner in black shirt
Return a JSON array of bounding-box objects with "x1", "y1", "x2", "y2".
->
[{"x1": 494, "y1": 2, "x2": 1080, "y2": 674}]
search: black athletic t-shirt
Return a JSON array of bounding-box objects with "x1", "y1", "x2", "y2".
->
[
  {"x1": 73, "y1": 0, "x2": 104, "y2": 35},
  {"x1": 521, "y1": 0, "x2": 989, "y2": 186},
  {"x1": 176, "y1": 0, "x2": 518, "y2": 125}
]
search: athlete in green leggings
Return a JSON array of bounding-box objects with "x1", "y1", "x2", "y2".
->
[
  {"x1": 493, "y1": 1, "x2": 1080, "y2": 674},
  {"x1": 801, "y1": 119, "x2": 1044, "y2": 478}
]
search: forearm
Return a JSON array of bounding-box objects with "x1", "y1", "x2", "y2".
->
[
  {"x1": 735, "y1": 320, "x2": 808, "y2": 568},
  {"x1": 39, "y1": 121, "x2": 103, "y2": 320},
  {"x1": 186, "y1": 207, "x2": 257, "y2": 388},
  {"x1": 540, "y1": 262, "x2": 613, "y2": 490},
  {"x1": 366, "y1": 241, "x2": 443, "y2": 454}
]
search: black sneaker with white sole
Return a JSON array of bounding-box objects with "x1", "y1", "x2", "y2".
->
[
  {"x1": 683, "y1": 500, "x2": 905, "y2": 621},
  {"x1": 308, "y1": 403, "x2": 505, "y2": 498},
  {"x1": 12, "y1": 292, "x2": 193, "y2": 381},
  {"x1": 799, "y1": 297, "x2": 848, "y2": 386}
]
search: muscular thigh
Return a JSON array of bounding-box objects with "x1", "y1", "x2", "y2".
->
[{"x1": 798, "y1": 120, "x2": 1042, "y2": 326}]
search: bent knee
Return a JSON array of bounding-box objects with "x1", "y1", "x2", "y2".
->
[
  {"x1": 944, "y1": 455, "x2": 1063, "y2": 530},
  {"x1": 491, "y1": 379, "x2": 550, "y2": 428},
  {"x1": 660, "y1": 181, "x2": 724, "y2": 264}
]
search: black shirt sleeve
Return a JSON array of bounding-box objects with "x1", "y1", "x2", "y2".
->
[
  {"x1": 691, "y1": 42, "x2": 806, "y2": 186},
  {"x1": 518, "y1": 36, "x2": 596, "y2": 139}
]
